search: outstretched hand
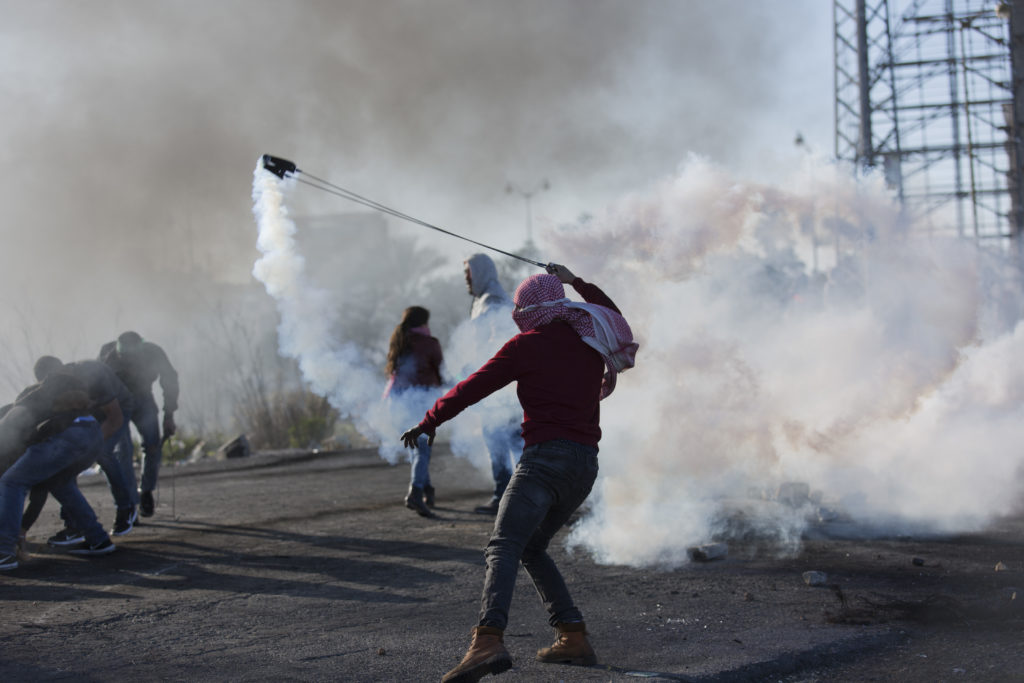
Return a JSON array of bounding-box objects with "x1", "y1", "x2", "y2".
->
[
  {"x1": 546, "y1": 263, "x2": 576, "y2": 284},
  {"x1": 401, "y1": 425, "x2": 434, "y2": 449}
]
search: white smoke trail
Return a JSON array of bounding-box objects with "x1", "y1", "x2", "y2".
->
[
  {"x1": 549, "y1": 154, "x2": 1024, "y2": 566},
  {"x1": 251, "y1": 160, "x2": 521, "y2": 474},
  {"x1": 252, "y1": 161, "x2": 428, "y2": 462}
]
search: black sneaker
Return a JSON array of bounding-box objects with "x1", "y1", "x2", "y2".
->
[
  {"x1": 67, "y1": 538, "x2": 117, "y2": 556},
  {"x1": 47, "y1": 528, "x2": 85, "y2": 547},
  {"x1": 139, "y1": 490, "x2": 155, "y2": 517},
  {"x1": 112, "y1": 506, "x2": 137, "y2": 536},
  {"x1": 0, "y1": 553, "x2": 18, "y2": 571}
]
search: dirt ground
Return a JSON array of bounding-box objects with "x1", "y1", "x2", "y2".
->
[{"x1": 1, "y1": 445, "x2": 1022, "y2": 682}]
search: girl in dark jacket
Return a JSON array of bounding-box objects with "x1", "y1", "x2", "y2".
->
[{"x1": 385, "y1": 306, "x2": 443, "y2": 516}]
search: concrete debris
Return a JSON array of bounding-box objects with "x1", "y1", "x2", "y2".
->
[
  {"x1": 803, "y1": 570, "x2": 829, "y2": 586},
  {"x1": 217, "y1": 434, "x2": 251, "y2": 460},
  {"x1": 186, "y1": 440, "x2": 207, "y2": 462},
  {"x1": 687, "y1": 543, "x2": 728, "y2": 562}
]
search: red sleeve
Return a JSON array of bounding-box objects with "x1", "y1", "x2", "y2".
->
[
  {"x1": 419, "y1": 336, "x2": 521, "y2": 434},
  {"x1": 570, "y1": 278, "x2": 621, "y2": 314}
]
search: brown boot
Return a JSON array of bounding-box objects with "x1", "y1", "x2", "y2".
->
[
  {"x1": 535, "y1": 621, "x2": 597, "y2": 666},
  {"x1": 442, "y1": 626, "x2": 513, "y2": 682}
]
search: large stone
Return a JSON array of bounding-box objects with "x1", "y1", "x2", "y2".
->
[
  {"x1": 688, "y1": 543, "x2": 729, "y2": 562},
  {"x1": 803, "y1": 570, "x2": 829, "y2": 586},
  {"x1": 217, "y1": 434, "x2": 251, "y2": 459}
]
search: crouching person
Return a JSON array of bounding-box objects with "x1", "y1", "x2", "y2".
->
[
  {"x1": 402, "y1": 263, "x2": 638, "y2": 682},
  {"x1": 0, "y1": 369, "x2": 119, "y2": 571}
]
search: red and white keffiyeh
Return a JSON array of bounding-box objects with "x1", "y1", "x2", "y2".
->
[{"x1": 512, "y1": 274, "x2": 638, "y2": 399}]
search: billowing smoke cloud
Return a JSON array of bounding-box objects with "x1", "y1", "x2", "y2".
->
[
  {"x1": 17, "y1": 1, "x2": 1008, "y2": 567},
  {"x1": 256, "y1": 150, "x2": 1024, "y2": 568},
  {"x1": 551, "y1": 154, "x2": 1024, "y2": 566}
]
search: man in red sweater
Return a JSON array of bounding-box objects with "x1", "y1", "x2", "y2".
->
[{"x1": 402, "y1": 263, "x2": 624, "y2": 682}]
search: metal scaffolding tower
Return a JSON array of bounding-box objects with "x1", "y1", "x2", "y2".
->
[{"x1": 834, "y1": 0, "x2": 1024, "y2": 250}]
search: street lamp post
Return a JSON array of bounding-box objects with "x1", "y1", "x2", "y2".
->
[{"x1": 506, "y1": 179, "x2": 550, "y2": 245}]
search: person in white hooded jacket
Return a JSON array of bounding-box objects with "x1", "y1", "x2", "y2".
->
[{"x1": 463, "y1": 253, "x2": 525, "y2": 515}]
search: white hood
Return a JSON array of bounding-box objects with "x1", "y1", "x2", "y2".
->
[{"x1": 466, "y1": 253, "x2": 512, "y2": 320}]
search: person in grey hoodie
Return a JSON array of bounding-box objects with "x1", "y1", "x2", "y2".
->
[{"x1": 463, "y1": 253, "x2": 525, "y2": 515}]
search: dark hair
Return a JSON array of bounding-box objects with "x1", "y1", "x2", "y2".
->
[
  {"x1": 385, "y1": 306, "x2": 430, "y2": 375},
  {"x1": 117, "y1": 331, "x2": 143, "y2": 352},
  {"x1": 33, "y1": 355, "x2": 64, "y2": 381}
]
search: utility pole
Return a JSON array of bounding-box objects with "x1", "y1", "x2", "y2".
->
[{"x1": 505, "y1": 179, "x2": 550, "y2": 246}]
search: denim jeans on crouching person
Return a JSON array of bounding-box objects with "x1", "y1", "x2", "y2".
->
[
  {"x1": 0, "y1": 419, "x2": 106, "y2": 555},
  {"x1": 479, "y1": 439, "x2": 599, "y2": 630},
  {"x1": 133, "y1": 394, "x2": 163, "y2": 493},
  {"x1": 93, "y1": 410, "x2": 135, "y2": 509},
  {"x1": 409, "y1": 434, "x2": 432, "y2": 489}
]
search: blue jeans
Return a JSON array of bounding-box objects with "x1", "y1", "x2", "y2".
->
[
  {"x1": 409, "y1": 434, "x2": 432, "y2": 489},
  {"x1": 133, "y1": 394, "x2": 163, "y2": 493},
  {"x1": 479, "y1": 439, "x2": 599, "y2": 630},
  {"x1": 0, "y1": 420, "x2": 106, "y2": 555},
  {"x1": 483, "y1": 423, "x2": 524, "y2": 499},
  {"x1": 93, "y1": 410, "x2": 135, "y2": 509}
]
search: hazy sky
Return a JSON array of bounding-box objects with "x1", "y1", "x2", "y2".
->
[
  {"x1": 0, "y1": 0, "x2": 833, "y2": 397},
  {"x1": 0, "y1": 1, "x2": 833, "y2": 272}
]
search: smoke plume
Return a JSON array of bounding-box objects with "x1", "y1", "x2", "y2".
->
[
  {"x1": 552, "y1": 154, "x2": 1024, "y2": 566},
  {"x1": 256, "y1": 150, "x2": 1024, "y2": 568}
]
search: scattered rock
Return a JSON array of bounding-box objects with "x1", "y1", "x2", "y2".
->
[
  {"x1": 687, "y1": 543, "x2": 728, "y2": 562},
  {"x1": 995, "y1": 561, "x2": 1009, "y2": 572},
  {"x1": 217, "y1": 434, "x2": 251, "y2": 460},
  {"x1": 803, "y1": 570, "x2": 829, "y2": 586},
  {"x1": 912, "y1": 557, "x2": 925, "y2": 567}
]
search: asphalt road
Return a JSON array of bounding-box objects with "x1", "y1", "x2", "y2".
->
[{"x1": 1, "y1": 446, "x2": 1022, "y2": 682}]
